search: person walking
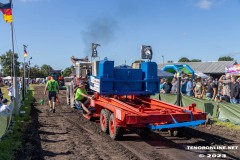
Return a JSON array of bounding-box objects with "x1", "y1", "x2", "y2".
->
[{"x1": 44, "y1": 76, "x2": 59, "y2": 113}]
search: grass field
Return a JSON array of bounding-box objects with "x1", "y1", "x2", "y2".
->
[
  {"x1": 213, "y1": 118, "x2": 240, "y2": 130},
  {"x1": 0, "y1": 86, "x2": 33, "y2": 159},
  {"x1": 1, "y1": 85, "x2": 10, "y2": 101}
]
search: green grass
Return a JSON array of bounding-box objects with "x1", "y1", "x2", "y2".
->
[
  {"x1": 212, "y1": 118, "x2": 240, "y2": 130},
  {"x1": 0, "y1": 88, "x2": 34, "y2": 160},
  {"x1": 1, "y1": 85, "x2": 10, "y2": 101}
]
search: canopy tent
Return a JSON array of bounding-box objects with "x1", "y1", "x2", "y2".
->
[
  {"x1": 157, "y1": 69, "x2": 174, "y2": 78},
  {"x1": 194, "y1": 71, "x2": 209, "y2": 79},
  {"x1": 3, "y1": 76, "x2": 11, "y2": 80}
]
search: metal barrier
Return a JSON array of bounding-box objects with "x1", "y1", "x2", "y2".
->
[
  {"x1": 0, "y1": 102, "x2": 13, "y2": 140},
  {"x1": 0, "y1": 81, "x2": 30, "y2": 141},
  {"x1": 0, "y1": 85, "x2": 26, "y2": 140}
]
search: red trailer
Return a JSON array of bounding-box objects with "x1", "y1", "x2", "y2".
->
[
  {"x1": 79, "y1": 60, "x2": 206, "y2": 140},
  {"x1": 84, "y1": 93, "x2": 206, "y2": 140}
]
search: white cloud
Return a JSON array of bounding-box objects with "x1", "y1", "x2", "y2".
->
[{"x1": 196, "y1": 0, "x2": 212, "y2": 10}]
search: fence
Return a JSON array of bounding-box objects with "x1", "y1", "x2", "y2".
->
[
  {"x1": 152, "y1": 94, "x2": 240, "y2": 125},
  {"x1": 0, "y1": 83, "x2": 27, "y2": 140},
  {"x1": 0, "y1": 103, "x2": 13, "y2": 140}
]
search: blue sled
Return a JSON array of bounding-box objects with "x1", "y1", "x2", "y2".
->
[{"x1": 146, "y1": 120, "x2": 206, "y2": 130}]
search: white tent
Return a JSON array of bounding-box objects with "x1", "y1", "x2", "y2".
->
[
  {"x1": 3, "y1": 76, "x2": 11, "y2": 80},
  {"x1": 194, "y1": 71, "x2": 209, "y2": 79}
]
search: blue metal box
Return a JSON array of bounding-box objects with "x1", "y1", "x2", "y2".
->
[
  {"x1": 114, "y1": 68, "x2": 142, "y2": 92},
  {"x1": 141, "y1": 62, "x2": 159, "y2": 92},
  {"x1": 98, "y1": 60, "x2": 114, "y2": 78}
]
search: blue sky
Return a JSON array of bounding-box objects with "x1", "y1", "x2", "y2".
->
[{"x1": 0, "y1": 0, "x2": 240, "y2": 70}]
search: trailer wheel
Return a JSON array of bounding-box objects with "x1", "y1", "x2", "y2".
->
[
  {"x1": 100, "y1": 109, "x2": 111, "y2": 133},
  {"x1": 109, "y1": 113, "x2": 124, "y2": 140}
]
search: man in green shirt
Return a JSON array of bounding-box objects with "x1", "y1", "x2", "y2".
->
[
  {"x1": 75, "y1": 82, "x2": 92, "y2": 115},
  {"x1": 44, "y1": 76, "x2": 59, "y2": 113}
]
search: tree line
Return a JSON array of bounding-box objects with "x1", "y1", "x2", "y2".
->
[
  {"x1": 177, "y1": 56, "x2": 234, "y2": 62},
  {"x1": 0, "y1": 50, "x2": 72, "y2": 78}
]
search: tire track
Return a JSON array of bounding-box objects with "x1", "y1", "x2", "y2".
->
[{"x1": 33, "y1": 85, "x2": 240, "y2": 160}]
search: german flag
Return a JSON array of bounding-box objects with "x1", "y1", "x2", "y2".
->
[
  {"x1": 0, "y1": 2, "x2": 12, "y2": 23},
  {"x1": 24, "y1": 49, "x2": 27, "y2": 58}
]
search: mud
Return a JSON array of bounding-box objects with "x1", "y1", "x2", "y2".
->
[{"x1": 19, "y1": 85, "x2": 240, "y2": 160}]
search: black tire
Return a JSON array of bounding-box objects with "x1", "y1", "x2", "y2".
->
[
  {"x1": 100, "y1": 109, "x2": 111, "y2": 133},
  {"x1": 109, "y1": 113, "x2": 124, "y2": 140}
]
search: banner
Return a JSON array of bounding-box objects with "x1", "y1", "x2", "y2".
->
[{"x1": 225, "y1": 64, "x2": 240, "y2": 75}]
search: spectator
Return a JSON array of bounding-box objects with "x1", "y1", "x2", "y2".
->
[
  {"x1": 185, "y1": 77, "x2": 193, "y2": 96},
  {"x1": 181, "y1": 71, "x2": 187, "y2": 79},
  {"x1": 171, "y1": 77, "x2": 178, "y2": 94},
  {"x1": 0, "y1": 98, "x2": 10, "y2": 113},
  {"x1": 0, "y1": 95, "x2": 2, "y2": 107},
  {"x1": 161, "y1": 79, "x2": 171, "y2": 94},
  {"x1": 229, "y1": 75, "x2": 239, "y2": 104},
  {"x1": 159, "y1": 78, "x2": 166, "y2": 91},
  {"x1": 0, "y1": 80, "x2": 3, "y2": 100},
  {"x1": 215, "y1": 81, "x2": 224, "y2": 102},
  {"x1": 219, "y1": 74, "x2": 231, "y2": 102},
  {"x1": 181, "y1": 78, "x2": 187, "y2": 94},
  {"x1": 194, "y1": 76, "x2": 204, "y2": 99},
  {"x1": 8, "y1": 83, "x2": 14, "y2": 101},
  {"x1": 206, "y1": 77, "x2": 217, "y2": 101},
  {"x1": 192, "y1": 79, "x2": 196, "y2": 89}
]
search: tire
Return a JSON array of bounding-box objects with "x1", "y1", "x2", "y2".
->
[
  {"x1": 100, "y1": 109, "x2": 111, "y2": 133},
  {"x1": 109, "y1": 113, "x2": 124, "y2": 140}
]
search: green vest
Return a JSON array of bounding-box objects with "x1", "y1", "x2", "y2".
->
[
  {"x1": 75, "y1": 88, "x2": 87, "y2": 101},
  {"x1": 47, "y1": 80, "x2": 58, "y2": 91}
]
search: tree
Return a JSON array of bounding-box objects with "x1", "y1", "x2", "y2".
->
[
  {"x1": 191, "y1": 59, "x2": 202, "y2": 62},
  {"x1": 178, "y1": 57, "x2": 190, "y2": 62},
  {"x1": 63, "y1": 67, "x2": 72, "y2": 77},
  {"x1": 0, "y1": 50, "x2": 20, "y2": 76},
  {"x1": 41, "y1": 64, "x2": 53, "y2": 77},
  {"x1": 29, "y1": 65, "x2": 46, "y2": 78},
  {"x1": 218, "y1": 56, "x2": 234, "y2": 61}
]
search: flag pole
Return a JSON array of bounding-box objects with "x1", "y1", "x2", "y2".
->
[{"x1": 9, "y1": 0, "x2": 19, "y2": 115}]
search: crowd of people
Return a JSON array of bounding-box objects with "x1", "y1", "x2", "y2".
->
[{"x1": 160, "y1": 71, "x2": 240, "y2": 104}]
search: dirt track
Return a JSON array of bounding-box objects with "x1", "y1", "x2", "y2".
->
[{"x1": 26, "y1": 85, "x2": 240, "y2": 160}]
